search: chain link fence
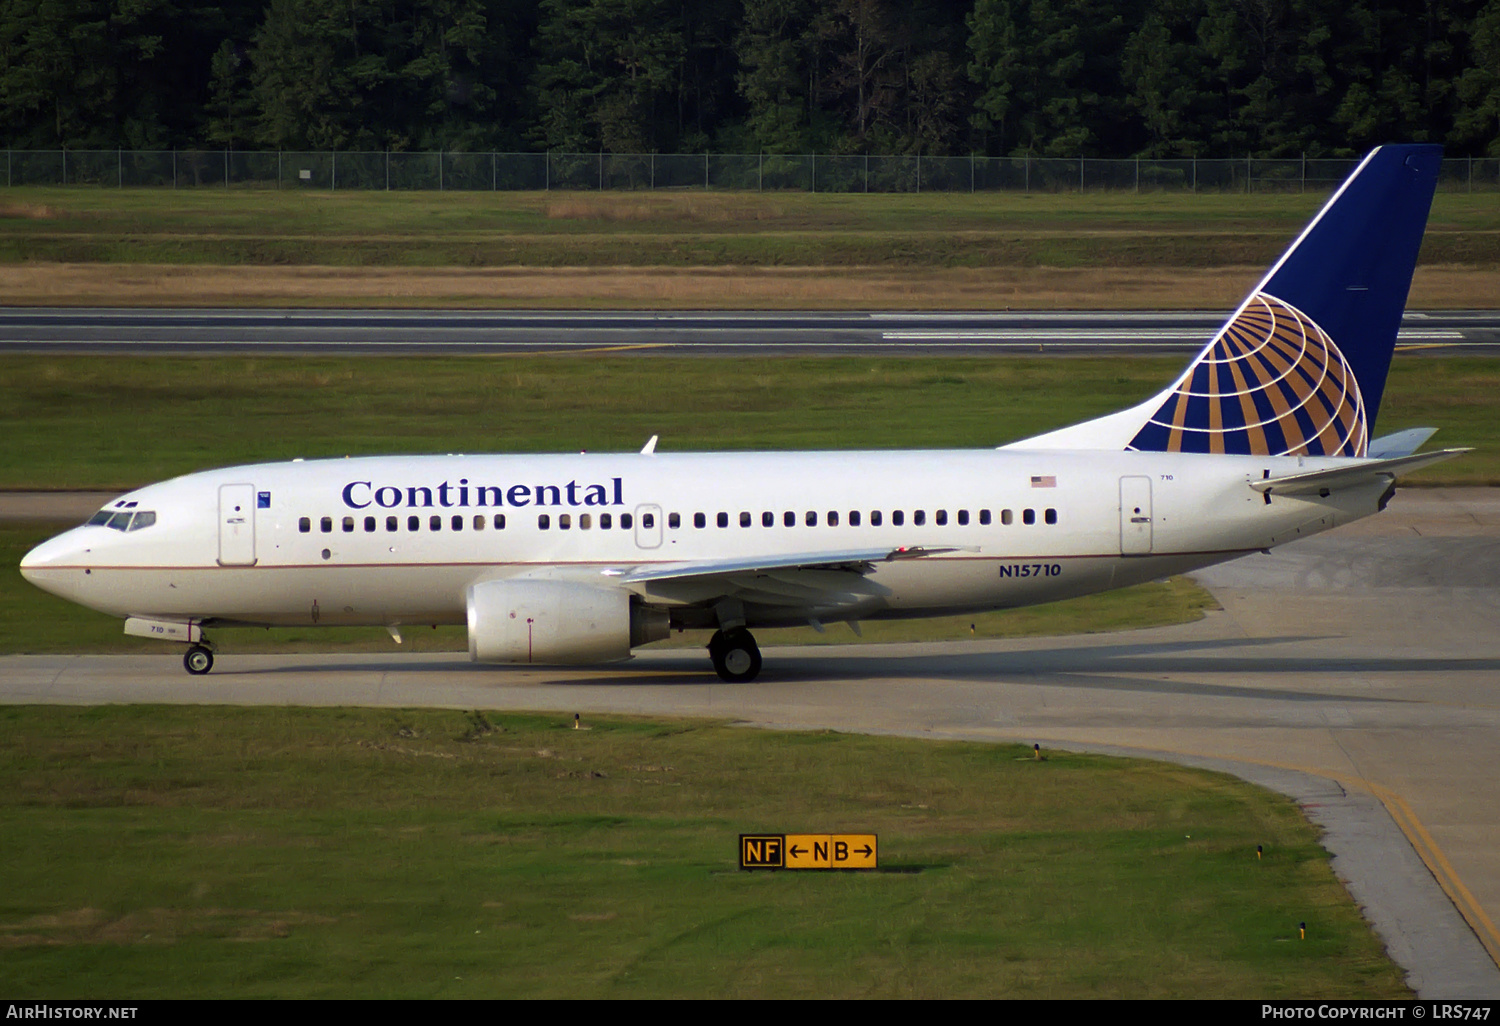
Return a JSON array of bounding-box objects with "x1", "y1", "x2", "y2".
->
[{"x1": 5, "y1": 149, "x2": 1496, "y2": 192}]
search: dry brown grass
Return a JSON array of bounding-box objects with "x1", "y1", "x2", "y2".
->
[
  {"x1": 545, "y1": 193, "x2": 791, "y2": 223},
  {"x1": 0, "y1": 261, "x2": 1494, "y2": 309},
  {"x1": 0, "y1": 202, "x2": 62, "y2": 220}
]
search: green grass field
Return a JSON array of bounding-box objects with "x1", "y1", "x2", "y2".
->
[
  {"x1": 2, "y1": 354, "x2": 1494, "y2": 488},
  {"x1": 3, "y1": 186, "x2": 1498, "y2": 267},
  {"x1": 0, "y1": 706, "x2": 1410, "y2": 998}
]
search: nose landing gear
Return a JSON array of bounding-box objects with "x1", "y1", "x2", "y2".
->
[
  {"x1": 708, "y1": 628, "x2": 761, "y2": 683},
  {"x1": 183, "y1": 643, "x2": 215, "y2": 675}
]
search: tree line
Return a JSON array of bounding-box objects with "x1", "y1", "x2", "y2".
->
[{"x1": 1, "y1": 0, "x2": 1497, "y2": 157}]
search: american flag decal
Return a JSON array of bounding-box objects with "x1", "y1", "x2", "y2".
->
[{"x1": 1031, "y1": 476, "x2": 1057, "y2": 488}]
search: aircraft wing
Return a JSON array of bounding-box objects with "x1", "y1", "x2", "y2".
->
[
  {"x1": 1250, "y1": 449, "x2": 1470, "y2": 496},
  {"x1": 619, "y1": 545, "x2": 960, "y2": 584},
  {"x1": 617, "y1": 545, "x2": 964, "y2": 612}
]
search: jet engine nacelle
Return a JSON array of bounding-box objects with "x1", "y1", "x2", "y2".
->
[{"x1": 466, "y1": 579, "x2": 667, "y2": 664}]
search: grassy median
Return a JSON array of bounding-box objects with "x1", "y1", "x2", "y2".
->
[{"x1": 0, "y1": 706, "x2": 1410, "y2": 998}]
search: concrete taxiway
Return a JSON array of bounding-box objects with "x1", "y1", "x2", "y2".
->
[{"x1": 4, "y1": 487, "x2": 1498, "y2": 996}]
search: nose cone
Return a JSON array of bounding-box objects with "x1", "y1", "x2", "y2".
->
[{"x1": 19, "y1": 527, "x2": 95, "y2": 599}]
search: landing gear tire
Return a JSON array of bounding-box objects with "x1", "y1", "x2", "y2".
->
[
  {"x1": 708, "y1": 628, "x2": 761, "y2": 683},
  {"x1": 184, "y1": 645, "x2": 214, "y2": 676}
]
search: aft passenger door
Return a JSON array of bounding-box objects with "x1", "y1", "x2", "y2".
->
[
  {"x1": 1119, "y1": 476, "x2": 1153, "y2": 555},
  {"x1": 218, "y1": 483, "x2": 258, "y2": 566}
]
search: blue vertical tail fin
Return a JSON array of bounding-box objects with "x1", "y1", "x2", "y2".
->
[
  {"x1": 1127, "y1": 144, "x2": 1442, "y2": 457},
  {"x1": 1011, "y1": 145, "x2": 1442, "y2": 456}
]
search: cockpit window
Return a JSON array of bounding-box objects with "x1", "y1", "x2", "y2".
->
[{"x1": 90, "y1": 508, "x2": 157, "y2": 532}]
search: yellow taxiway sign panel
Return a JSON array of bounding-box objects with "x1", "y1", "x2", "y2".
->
[{"x1": 751, "y1": 833, "x2": 878, "y2": 870}]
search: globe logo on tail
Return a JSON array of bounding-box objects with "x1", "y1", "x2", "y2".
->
[{"x1": 1128, "y1": 293, "x2": 1368, "y2": 457}]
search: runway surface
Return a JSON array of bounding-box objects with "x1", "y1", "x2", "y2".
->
[
  {"x1": 5, "y1": 487, "x2": 1499, "y2": 996},
  {"x1": 1, "y1": 307, "x2": 1497, "y2": 355}
]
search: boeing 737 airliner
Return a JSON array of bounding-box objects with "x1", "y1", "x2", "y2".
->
[{"x1": 21, "y1": 145, "x2": 1466, "y2": 682}]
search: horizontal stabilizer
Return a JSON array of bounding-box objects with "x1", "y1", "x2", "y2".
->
[
  {"x1": 1368, "y1": 427, "x2": 1440, "y2": 459},
  {"x1": 1250, "y1": 449, "x2": 1470, "y2": 496}
]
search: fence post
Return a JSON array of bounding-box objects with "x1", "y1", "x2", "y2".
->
[
  {"x1": 387, "y1": 150, "x2": 390, "y2": 191},
  {"x1": 970, "y1": 153, "x2": 975, "y2": 193},
  {"x1": 331, "y1": 150, "x2": 336, "y2": 191},
  {"x1": 864, "y1": 154, "x2": 868, "y2": 193},
  {"x1": 1135, "y1": 156, "x2": 1139, "y2": 192},
  {"x1": 917, "y1": 153, "x2": 921, "y2": 193},
  {"x1": 171, "y1": 149, "x2": 175, "y2": 189},
  {"x1": 492, "y1": 151, "x2": 496, "y2": 191},
  {"x1": 545, "y1": 151, "x2": 549, "y2": 191},
  {"x1": 439, "y1": 151, "x2": 444, "y2": 191},
  {"x1": 1192, "y1": 155, "x2": 1196, "y2": 192},
  {"x1": 62, "y1": 148, "x2": 66, "y2": 186},
  {"x1": 1078, "y1": 155, "x2": 1083, "y2": 193},
  {"x1": 1246, "y1": 154, "x2": 1250, "y2": 194},
  {"x1": 224, "y1": 148, "x2": 229, "y2": 188},
  {"x1": 1025, "y1": 154, "x2": 1030, "y2": 193},
  {"x1": 1301, "y1": 152, "x2": 1306, "y2": 193},
  {"x1": 277, "y1": 150, "x2": 281, "y2": 189},
  {"x1": 759, "y1": 151, "x2": 763, "y2": 192},
  {"x1": 811, "y1": 153, "x2": 815, "y2": 193},
  {"x1": 598, "y1": 151, "x2": 603, "y2": 190},
  {"x1": 650, "y1": 152, "x2": 655, "y2": 190}
]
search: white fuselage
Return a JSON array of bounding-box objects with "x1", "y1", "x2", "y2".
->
[{"x1": 21, "y1": 447, "x2": 1388, "y2": 635}]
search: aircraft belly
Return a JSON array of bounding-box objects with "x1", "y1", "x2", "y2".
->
[{"x1": 60, "y1": 565, "x2": 476, "y2": 626}]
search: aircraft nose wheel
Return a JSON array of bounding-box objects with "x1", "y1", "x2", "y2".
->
[
  {"x1": 183, "y1": 644, "x2": 214, "y2": 675},
  {"x1": 708, "y1": 628, "x2": 762, "y2": 683}
]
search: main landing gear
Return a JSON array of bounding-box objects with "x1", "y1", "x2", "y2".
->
[
  {"x1": 183, "y1": 643, "x2": 215, "y2": 675},
  {"x1": 708, "y1": 628, "x2": 761, "y2": 683}
]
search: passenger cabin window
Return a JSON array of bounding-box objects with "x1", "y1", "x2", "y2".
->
[
  {"x1": 452, "y1": 515, "x2": 463, "y2": 531},
  {"x1": 342, "y1": 516, "x2": 354, "y2": 532},
  {"x1": 621, "y1": 513, "x2": 634, "y2": 529},
  {"x1": 935, "y1": 510, "x2": 947, "y2": 526},
  {"x1": 980, "y1": 509, "x2": 992, "y2": 525},
  {"x1": 694, "y1": 513, "x2": 706, "y2": 528},
  {"x1": 740, "y1": 512, "x2": 751, "y2": 528},
  {"x1": 580, "y1": 514, "x2": 592, "y2": 530},
  {"x1": 299, "y1": 517, "x2": 311, "y2": 533},
  {"x1": 321, "y1": 516, "x2": 333, "y2": 533},
  {"x1": 388, "y1": 516, "x2": 399, "y2": 532},
  {"x1": 364, "y1": 516, "x2": 376, "y2": 532},
  {"x1": 870, "y1": 510, "x2": 882, "y2": 527},
  {"x1": 805, "y1": 511, "x2": 817, "y2": 527},
  {"x1": 430, "y1": 515, "x2": 442, "y2": 531},
  {"x1": 559, "y1": 514, "x2": 571, "y2": 530},
  {"x1": 1000, "y1": 509, "x2": 1012, "y2": 526},
  {"x1": 494, "y1": 513, "x2": 507, "y2": 530},
  {"x1": 667, "y1": 513, "x2": 679, "y2": 529},
  {"x1": 538, "y1": 514, "x2": 550, "y2": 530},
  {"x1": 913, "y1": 510, "x2": 925, "y2": 526},
  {"x1": 849, "y1": 510, "x2": 861, "y2": 527},
  {"x1": 598, "y1": 513, "x2": 609, "y2": 529},
  {"x1": 1023, "y1": 508, "x2": 1036, "y2": 525},
  {"x1": 642, "y1": 513, "x2": 655, "y2": 529},
  {"x1": 1045, "y1": 508, "x2": 1058, "y2": 525},
  {"x1": 785, "y1": 511, "x2": 797, "y2": 527},
  {"x1": 474, "y1": 515, "x2": 485, "y2": 530},
  {"x1": 958, "y1": 510, "x2": 969, "y2": 526},
  {"x1": 827, "y1": 510, "x2": 839, "y2": 527},
  {"x1": 408, "y1": 515, "x2": 420, "y2": 531},
  {"x1": 717, "y1": 512, "x2": 729, "y2": 528},
  {"x1": 892, "y1": 510, "x2": 905, "y2": 526},
  {"x1": 761, "y1": 511, "x2": 773, "y2": 528}
]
